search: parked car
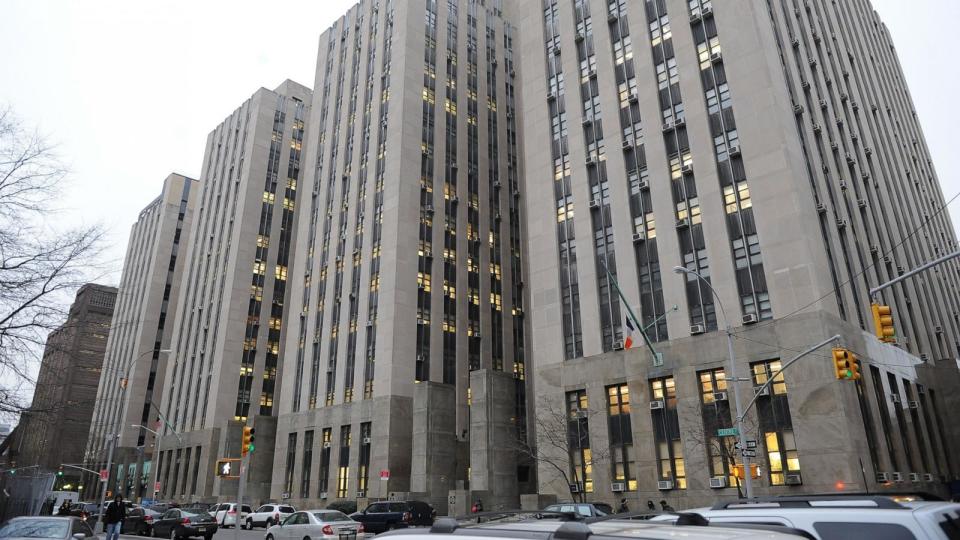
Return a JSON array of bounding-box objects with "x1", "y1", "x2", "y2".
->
[
  {"x1": 541, "y1": 503, "x2": 609, "y2": 519},
  {"x1": 151, "y1": 509, "x2": 218, "y2": 540},
  {"x1": 376, "y1": 515, "x2": 809, "y2": 540},
  {"x1": 209, "y1": 503, "x2": 251, "y2": 528},
  {"x1": 265, "y1": 510, "x2": 363, "y2": 540},
  {"x1": 244, "y1": 504, "x2": 296, "y2": 529},
  {"x1": 0, "y1": 516, "x2": 94, "y2": 540},
  {"x1": 122, "y1": 506, "x2": 163, "y2": 536},
  {"x1": 650, "y1": 495, "x2": 960, "y2": 539},
  {"x1": 350, "y1": 501, "x2": 435, "y2": 534}
]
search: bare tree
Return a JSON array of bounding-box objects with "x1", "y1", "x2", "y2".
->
[
  {"x1": 679, "y1": 400, "x2": 761, "y2": 498},
  {"x1": 0, "y1": 106, "x2": 106, "y2": 417},
  {"x1": 512, "y1": 398, "x2": 609, "y2": 503}
]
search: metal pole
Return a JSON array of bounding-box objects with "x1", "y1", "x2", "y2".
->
[
  {"x1": 643, "y1": 305, "x2": 679, "y2": 333},
  {"x1": 96, "y1": 433, "x2": 116, "y2": 531},
  {"x1": 599, "y1": 261, "x2": 659, "y2": 361},
  {"x1": 869, "y1": 249, "x2": 960, "y2": 298},
  {"x1": 737, "y1": 334, "x2": 841, "y2": 420},
  {"x1": 235, "y1": 454, "x2": 247, "y2": 540},
  {"x1": 671, "y1": 266, "x2": 752, "y2": 497}
]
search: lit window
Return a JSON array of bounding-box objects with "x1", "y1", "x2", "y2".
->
[{"x1": 263, "y1": 192, "x2": 276, "y2": 204}]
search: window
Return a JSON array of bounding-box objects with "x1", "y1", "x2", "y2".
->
[
  {"x1": 650, "y1": 377, "x2": 685, "y2": 489},
  {"x1": 812, "y1": 522, "x2": 916, "y2": 540},
  {"x1": 751, "y1": 360, "x2": 800, "y2": 485},
  {"x1": 284, "y1": 433, "x2": 297, "y2": 494},
  {"x1": 698, "y1": 368, "x2": 736, "y2": 483},
  {"x1": 566, "y1": 390, "x2": 593, "y2": 493},
  {"x1": 318, "y1": 428, "x2": 331, "y2": 496},
  {"x1": 606, "y1": 385, "x2": 635, "y2": 491},
  {"x1": 337, "y1": 425, "x2": 351, "y2": 498},
  {"x1": 300, "y1": 431, "x2": 313, "y2": 499}
]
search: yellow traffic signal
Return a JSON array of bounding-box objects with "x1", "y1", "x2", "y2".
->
[
  {"x1": 732, "y1": 464, "x2": 760, "y2": 479},
  {"x1": 871, "y1": 303, "x2": 895, "y2": 342},
  {"x1": 241, "y1": 426, "x2": 256, "y2": 457},
  {"x1": 832, "y1": 347, "x2": 858, "y2": 380}
]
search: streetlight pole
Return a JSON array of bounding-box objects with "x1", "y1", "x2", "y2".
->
[
  {"x1": 672, "y1": 266, "x2": 753, "y2": 498},
  {"x1": 96, "y1": 348, "x2": 170, "y2": 528}
]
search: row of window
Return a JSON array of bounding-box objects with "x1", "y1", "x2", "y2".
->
[{"x1": 283, "y1": 423, "x2": 372, "y2": 499}]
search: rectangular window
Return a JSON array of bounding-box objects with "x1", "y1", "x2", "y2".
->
[
  {"x1": 301, "y1": 431, "x2": 314, "y2": 499},
  {"x1": 606, "y1": 385, "x2": 635, "y2": 491},
  {"x1": 284, "y1": 432, "x2": 297, "y2": 495},
  {"x1": 751, "y1": 360, "x2": 800, "y2": 485},
  {"x1": 888, "y1": 373, "x2": 917, "y2": 472},
  {"x1": 697, "y1": 368, "x2": 737, "y2": 484},
  {"x1": 358, "y1": 422, "x2": 372, "y2": 495},
  {"x1": 337, "y1": 425, "x2": 351, "y2": 498},
  {"x1": 566, "y1": 390, "x2": 593, "y2": 493},
  {"x1": 870, "y1": 366, "x2": 900, "y2": 471},
  {"x1": 650, "y1": 376, "x2": 685, "y2": 489},
  {"x1": 318, "y1": 428, "x2": 332, "y2": 496}
]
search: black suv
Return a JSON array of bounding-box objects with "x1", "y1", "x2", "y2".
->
[{"x1": 350, "y1": 501, "x2": 436, "y2": 533}]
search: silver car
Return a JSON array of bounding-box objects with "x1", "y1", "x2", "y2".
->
[{"x1": 265, "y1": 510, "x2": 364, "y2": 540}]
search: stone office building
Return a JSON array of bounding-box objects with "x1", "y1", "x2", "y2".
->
[
  {"x1": 515, "y1": 0, "x2": 960, "y2": 508},
  {"x1": 153, "y1": 81, "x2": 312, "y2": 502},
  {"x1": 271, "y1": 0, "x2": 533, "y2": 513},
  {"x1": 83, "y1": 173, "x2": 198, "y2": 501}
]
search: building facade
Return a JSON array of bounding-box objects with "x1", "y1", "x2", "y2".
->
[
  {"x1": 17, "y1": 284, "x2": 118, "y2": 488},
  {"x1": 271, "y1": 0, "x2": 532, "y2": 513},
  {"x1": 82, "y1": 173, "x2": 198, "y2": 501},
  {"x1": 514, "y1": 0, "x2": 960, "y2": 508},
  {"x1": 152, "y1": 81, "x2": 311, "y2": 502}
]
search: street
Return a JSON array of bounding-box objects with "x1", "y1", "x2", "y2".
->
[{"x1": 111, "y1": 529, "x2": 267, "y2": 540}]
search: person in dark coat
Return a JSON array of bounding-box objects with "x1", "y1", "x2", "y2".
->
[
  {"x1": 646, "y1": 500, "x2": 655, "y2": 511},
  {"x1": 104, "y1": 495, "x2": 126, "y2": 540},
  {"x1": 660, "y1": 500, "x2": 674, "y2": 512},
  {"x1": 57, "y1": 501, "x2": 71, "y2": 516},
  {"x1": 618, "y1": 498, "x2": 629, "y2": 513}
]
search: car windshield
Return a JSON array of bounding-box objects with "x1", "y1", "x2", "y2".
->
[
  {"x1": 313, "y1": 512, "x2": 350, "y2": 522},
  {"x1": 0, "y1": 520, "x2": 69, "y2": 538}
]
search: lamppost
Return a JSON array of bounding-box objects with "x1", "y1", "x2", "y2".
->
[
  {"x1": 96, "y1": 348, "x2": 170, "y2": 528},
  {"x1": 672, "y1": 266, "x2": 754, "y2": 498}
]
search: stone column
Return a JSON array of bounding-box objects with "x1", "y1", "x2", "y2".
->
[
  {"x1": 410, "y1": 382, "x2": 458, "y2": 513},
  {"x1": 469, "y1": 369, "x2": 519, "y2": 510}
]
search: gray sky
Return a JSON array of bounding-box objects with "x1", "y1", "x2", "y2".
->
[{"x1": 1, "y1": 0, "x2": 958, "y2": 284}]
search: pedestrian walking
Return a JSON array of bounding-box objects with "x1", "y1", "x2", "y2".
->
[
  {"x1": 57, "y1": 501, "x2": 71, "y2": 516},
  {"x1": 646, "y1": 500, "x2": 655, "y2": 511},
  {"x1": 659, "y1": 500, "x2": 674, "y2": 512},
  {"x1": 617, "y1": 498, "x2": 629, "y2": 513},
  {"x1": 104, "y1": 495, "x2": 126, "y2": 540}
]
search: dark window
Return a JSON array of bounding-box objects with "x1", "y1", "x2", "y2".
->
[{"x1": 812, "y1": 522, "x2": 916, "y2": 540}]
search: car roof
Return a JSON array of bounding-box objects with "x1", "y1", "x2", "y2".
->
[{"x1": 380, "y1": 517, "x2": 804, "y2": 539}]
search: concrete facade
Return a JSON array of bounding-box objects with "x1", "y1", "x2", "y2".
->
[
  {"x1": 17, "y1": 284, "x2": 118, "y2": 488},
  {"x1": 271, "y1": 0, "x2": 533, "y2": 513},
  {"x1": 82, "y1": 173, "x2": 198, "y2": 501},
  {"x1": 153, "y1": 80, "x2": 312, "y2": 502},
  {"x1": 513, "y1": 0, "x2": 960, "y2": 506}
]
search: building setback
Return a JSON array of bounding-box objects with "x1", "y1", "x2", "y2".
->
[
  {"x1": 153, "y1": 81, "x2": 311, "y2": 502},
  {"x1": 271, "y1": 0, "x2": 532, "y2": 512},
  {"x1": 514, "y1": 0, "x2": 960, "y2": 508},
  {"x1": 82, "y1": 173, "x2": 198, "y2": 501},
  {"x1": 17, "y1": 284, "x2": 118, "y2": 487}
]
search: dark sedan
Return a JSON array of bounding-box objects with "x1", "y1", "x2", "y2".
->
[
  {"x1": 151, "y1": 509, "x2": 218, "y2": 540},
  {"x1": 122, "y1": 507, "x2": 163, "y2": 536},
  {"x1": 0, "y1": 516, "x2": 94, "y2": 540}
]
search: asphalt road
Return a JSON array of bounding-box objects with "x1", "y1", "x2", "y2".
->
[{"x1": 112, "y1": 528, "x2": 267, "y2": 540}]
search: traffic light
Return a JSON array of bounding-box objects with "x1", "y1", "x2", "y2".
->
[
  {"x1": 871, "y1": 303, "x2": 896, "y2": 342},
  {"x1": 241, "y1": 426, "x2": 256, "y2": 457},
  {"x1": 57, "y1": 466, "x2": 64, "y2": 477},
  {"x1": 832, "y1": 347, "x2": 859, "y2": 380}
]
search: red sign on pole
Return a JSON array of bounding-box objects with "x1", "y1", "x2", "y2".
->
[
  {"x1": 154, "y1": 482, "x2": 161, "y2": 492},
  {"x1": 379, "y1": 470, "x2": 390, "y2": 480},
  {"x1": 99, "y1": 469, "x2": 108, "y2": 482}
]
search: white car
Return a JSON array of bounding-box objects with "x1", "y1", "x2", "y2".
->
[
  {"x1": 208, "y1": 503, "x2": 252, "y2": 528},
  {"x1": 265, "y1": 510, "x2": 364, "y2": 540},
  {"x1": 650, "y1": 495, "x2": 960, "y2": 539},
  {"x1": 244, "y1": 504, "x2": 296, "y2": 529}
]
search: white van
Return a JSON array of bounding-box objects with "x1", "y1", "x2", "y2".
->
[{"x1": 42, "y1": 491, "x2": 79, "y2": 514}]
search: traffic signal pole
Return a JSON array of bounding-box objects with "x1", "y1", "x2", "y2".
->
[{"x1": 869, "y1": 249, "x2": 960, "y2": 298}]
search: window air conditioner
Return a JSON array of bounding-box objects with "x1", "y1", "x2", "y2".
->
[
  {"x1": 714, "y1": 391, "x2": 728, "y2": 401},
  {"x1": 657, "y1": 480, "x2": 674, "y2": 490},
  {"x1": 709, "y1": 477, "x2": 727, "y2": 489},
  {"x1": 649, "y1": 400, "x2": 665, "y2": 410}
]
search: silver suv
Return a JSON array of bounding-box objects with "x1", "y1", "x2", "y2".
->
[{"x1": 652, "y1": 495, "x2": 960, "y2": 539}]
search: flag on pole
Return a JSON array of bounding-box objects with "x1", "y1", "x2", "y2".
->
[{"x1": 624, "y1": 315, "x2": 636, "y2": 350}]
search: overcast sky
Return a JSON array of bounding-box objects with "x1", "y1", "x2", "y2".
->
[{"x1": 1, "y1": 0, "x2": 958, "y2": 286}]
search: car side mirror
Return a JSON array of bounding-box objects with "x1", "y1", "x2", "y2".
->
[{"x1": 73, "y1": 534, "x2": 86, "y2": 539}]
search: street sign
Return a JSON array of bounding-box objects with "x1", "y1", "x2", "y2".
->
[
  {"x1": 746, "y1": 440, "x2": 757, "y2": 449},
  {"x1": 215, "y1": 458, "x2": 241, "y2": 478},
  {"x1": 717, "y1": 427, "x2": 739, "y2": 437},
  {"x1": 99, "y1": 469, "x2": 108, "y2": 481},
  {"x1": 741, "y1": 449, "x2": 757, "y2": 458},
  {"x1": 653, "y1": 352, "x2": 664, "y2": 367},
  {"x1": 379, "y1": 469, "x2": 390, "y2": 480},
  {"x1": 281, "y1": 492, "x2": 290, "y2": 500},
  {"x1": 154, "y1": 482, "x2": 161, "y2": 492}
]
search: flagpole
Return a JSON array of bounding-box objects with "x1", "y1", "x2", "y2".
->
[{"x1": 599, "y1": 260, "x2": 659, "y2": 363}]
